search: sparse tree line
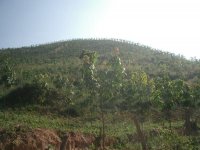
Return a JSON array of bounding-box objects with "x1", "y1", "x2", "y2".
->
[{"x1": 78, "y1": 49, "x2": 200, "y2": 149}]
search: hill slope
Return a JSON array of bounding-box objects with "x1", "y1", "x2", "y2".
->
[
  {"x1": 1, "y1": 38, "x2": 200, "y2": 82},
  {"x1": 0, "y1": 39, "x2": 200, "y2": 149}
]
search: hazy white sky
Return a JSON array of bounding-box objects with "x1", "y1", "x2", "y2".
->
[
  {"x1": 91, "y1": 0, "x2": 200, "y2": 59},
  {"x1": 0, "y1": 0, "x2": 200, "y2": 59}
]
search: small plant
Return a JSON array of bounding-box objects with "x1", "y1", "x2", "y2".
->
[{"x1": 0, "y1": 60, "x2": 16, "y2": 88}]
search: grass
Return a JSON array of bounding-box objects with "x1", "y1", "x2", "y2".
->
[
  {"x1": 0, "y1": 110, "x2": 136, "y2": 136},
  {"x1": 0, "y1": 109, "x2": 199, "y2": 149},
  {"x1": 0, "y1": 110, "x2": 70, "y2": 131}
]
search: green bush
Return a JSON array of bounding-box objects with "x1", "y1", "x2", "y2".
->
[
  {"x1": 60, "y1": 107, "x2": 80, "y2": 117},
  {"x1": 148, "y1": 128, "x2": 196, "y2": 150},
  {"x1": 0, "y1": 84, "x2": 47, "y2": 107}
]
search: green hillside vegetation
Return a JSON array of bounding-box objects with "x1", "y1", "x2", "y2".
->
[{"x1": 0, "y1": 39, "x2": 200, "y2": 149}]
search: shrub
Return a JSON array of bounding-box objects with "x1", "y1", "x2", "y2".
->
[
  {"x1": 0, "y1": 83, "x2": 72, "y2": 110},
  {"x1": 0, "y1": 84, "x2": 47, "y2": 107},
  {"x1": 60, "y1": 107, "x2": 80, "y2": 117}
]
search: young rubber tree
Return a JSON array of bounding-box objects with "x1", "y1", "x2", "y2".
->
[
  {"x1": 176, "y1": 80, "x2": 198, "y2": 135},
  {"x1": 80, "y1": 48, "x2": 126, "y2": 149},
  {"x1": 123, "y1": 70, "x2": 156, "y2": 150},
  {"x1": 99, "y1": 48, "x2": 126, "y2": 106},
  {"x1": 130, "y1": 71, "x2": 155, "y2": 122},
  {"x1": 79, "y1": 50, "x2": 99, "y2": 123},
  {"x1": 98, "y1": 48, "x2": 126, "y2": 149},
  {"x1": 154, "y1": 75, "x2": 176, "y2": 129},
  {"x1": 165, "y1": 79, "x2": 199, "y2": 135},
  {"x1": 0, "y1": 60, "x2": 16, "y2": 88},
  {"x1": 192, "y1": 82, "x2": 200, "y2": 128}
]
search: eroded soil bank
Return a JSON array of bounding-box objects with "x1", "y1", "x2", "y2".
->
[{"x1": 0, "y1": 126, "x2": 116, "y2": 150}]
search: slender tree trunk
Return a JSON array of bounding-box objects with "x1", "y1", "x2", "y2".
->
[
  {"x1": 184, "y1": 108, "x2": 191, "y2": 135},
  {"x1": 169, "y1": 118, "x2": 172, "y2": 130},
  {"x1": 100, "y1": 98, "x2": 105, "y2": 150},
  {"x1": 132, "y1": 115, "x2": 148, "y2": 150},
  {"x1": 101, "y1": 109, "x2": 105, "y2": 150},
  {"x1": 90, "y1": 108, "x2": 93, "y2": 126},
  {"x1": 165, "y1": 110, "x2": 172, "y2": 130},
  {"x1": 3, "y1": 87, "x2": 6, "y2": 119}
]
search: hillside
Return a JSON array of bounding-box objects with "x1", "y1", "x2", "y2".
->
[
  {"x1": 0, "y1": 39, "x2": 200, "y2": 149},
  {"x1": 1, "y1": 39, "x2": 200, "y2": 81}
]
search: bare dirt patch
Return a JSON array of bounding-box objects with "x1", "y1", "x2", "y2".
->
[{"x1": 0, "y1": 126, "x2": 116, "y2": 150}]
